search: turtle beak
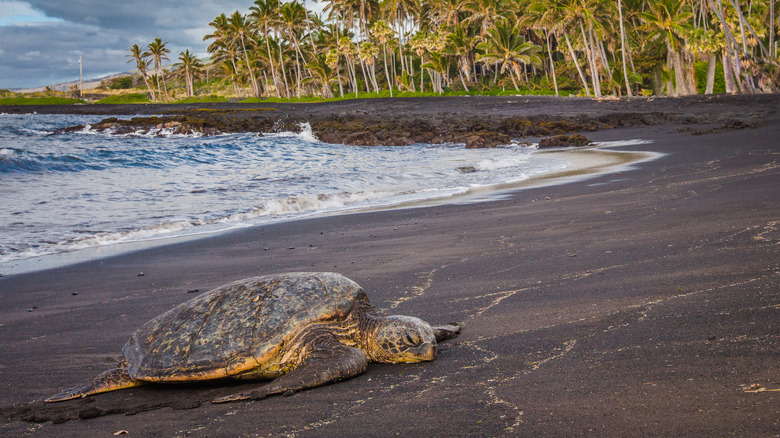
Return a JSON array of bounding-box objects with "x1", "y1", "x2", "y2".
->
[{"x1": 421, "y1": 342, "x2": 437, "y2": 361}]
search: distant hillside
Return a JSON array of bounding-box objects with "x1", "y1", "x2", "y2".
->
[{"x1": 15, "y1": 72, "x2": 130, "y2": 94}]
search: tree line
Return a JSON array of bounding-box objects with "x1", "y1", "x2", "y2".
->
[{"x1": 128, "y1": 0, "x2": 779, "y2": 101}]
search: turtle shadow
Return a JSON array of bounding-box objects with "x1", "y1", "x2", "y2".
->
[{"x1": 1, "y1": 380, "x2": 259, "y2": 424}]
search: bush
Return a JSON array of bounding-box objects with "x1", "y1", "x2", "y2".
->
[
  {"x1": 694, "y1": 61, "x2": 726, "y2": 94},
  {"x1": 106, "y1": 76, "x2": 134, "y2": 90}
]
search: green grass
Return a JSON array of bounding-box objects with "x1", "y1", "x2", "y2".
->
[
  {"x1": 95, "y1": 93, "x2": 151, "y2": 104},
  {"x1": 0, "y1": 96, "x2": 85, "y2": 105},
  {"x1": 173, "y1": 95, "x2": 230, "y2": 103},
  {"x1": 239, "y1": 87, "x2": 571, "y2": 104}
]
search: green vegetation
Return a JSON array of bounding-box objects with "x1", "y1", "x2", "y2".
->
[
  {"x1": 174, "y1": 95, "x2": 231, "y2": 103},
  {"x1": 0, "y1": 96, "x2": 85, "y2": 105},
  {"x1": 15, "y1": 0, "x2": 770, "y2": 104},
  {"x1": 118, "y1": 0, "x2": 776, "y2": 102},
  {"x1": 95, "y1": 93, "x2": 151, "y2": 104}
]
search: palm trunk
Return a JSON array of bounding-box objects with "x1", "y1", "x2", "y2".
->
[
  {"x1": 722, "y1": 49, "x2": 737, "y2": 93},
  {"x1": 618, "y1": 0, "x2": 633, "y2": 97},
  {"x1": 508, "y1": 66, "x2": 520, "y2": 91},
  {"x1": 419, "y1": 55, "x2": 425, "y2": 93},
  {"x1": 239, "y1": 36, "x2": 259, "y2": 97},
  {"x1": 141, "y1": 72, "x2": 156, "y2": 101},
  {"x1": 382, "y1": 45, "x2": 393, "y2": 97},
  {"x1": 580, "y1": 23, "x2": 601, "y2": 97},
  {"x1": 546, "y1": 30, "x2": 559, "y2": 96},
  {"x1": 278, "y1": 48, "x2": 290, "y2": 98},
  {"x1": 564, "y1": 33, "x2": 591, "y2": 97},
  {"x1": 670, "y1": 48, "x2": 684, "y2": 96},
  {"x1": 458, "y1": 68, "x2": 469, "y2": 91},
  {"x1": 336, "y1": 63, "x2": 344, "y2": 98},
  {"x1": 705, "y1": 52, "x2": 716, "y2": 94},
  {"x1": 771, "y1": 0, "x2": 776, "y2": 58},
  {"x1": 265, "y1": 37, "x2": 280, "y2": 98}
]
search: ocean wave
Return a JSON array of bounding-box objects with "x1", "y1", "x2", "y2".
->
[
  {"x1": 74, "y1": 123, "x2": 210, "y2": 139},
  {"x1": 0, "y1": 151, "x2": 98, "y2": 173},
  {"x1": 0, "y1": 189, "x2": 408, "y2": 264},
  {"x1": 476, "y1": 154, "x2": 531, "y2": 171}
]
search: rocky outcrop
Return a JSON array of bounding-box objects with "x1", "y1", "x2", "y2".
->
[
  {"x1": 465, "y1": 131, "x2": 511, "y2": 149},
  {"x1": 538, "y1": 134, "x2": 591, "y2": 148}
]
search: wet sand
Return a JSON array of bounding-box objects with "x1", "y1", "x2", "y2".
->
[{"x1": 1, "y1": 95, "x2": 778, "y2": 436}]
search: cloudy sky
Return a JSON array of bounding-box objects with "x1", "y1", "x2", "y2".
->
[{"x1": 0, "y1": 0, "x2": 257, "y2": 89}]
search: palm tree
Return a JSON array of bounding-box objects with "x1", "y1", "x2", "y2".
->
[
  {"x1": 228, "y1": 11, "x2": 261, "y2": 97},
  {"x1": 146, "y1": 38, "x2": 171, "y2": 100},
  {"x1": 127, "y1": 44, "x2": 156, "y2": 101},
  {"x1": 250, "y1": 0, "x2": 284, "y2": 97},
  {"x1": 279, "y1": 1, "x2": 310, "y2": 97},
  {"x1": 446, "y1": 23, "x2": 478, "y2": 91},
  {"x1": 526, "y1": 0, "x2": 591, "y2": 96},
  {"x1": 687, "y1": 27, "x2": 724, "y2": 94},
  {"x1": 305, "y1": 52, "x2": 337, "y2": 98},
  {"x1": 617, "y1": 0, "x2": 633, "y2": 96},
  {"x1": 640, "y1": 0, "x2": 695, "y2": 96},
  {"x1": 460, "y1": 0, "x2": 507, "y2": 37},
  {"x1": 370, "y1": 19, "x2": 396, "y2": 96},
  {"x1": 175, "y1": 50, "x2": 203, "y2": 97},
  {"x1": 477, "y1": 21, "x2": 542, "y2": 90}
]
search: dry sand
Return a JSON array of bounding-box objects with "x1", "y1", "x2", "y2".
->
[{"x1": 1, "y1": 95, "x2": 778, "y2": 437}]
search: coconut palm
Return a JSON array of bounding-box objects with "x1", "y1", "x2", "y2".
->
[
  {"x1": 250, "y1": 0, "x2": 283, "y2": 97},
  {"x1": 228, "y1": 11, "x2": 261, "y2": 97},
  {"x1": 640, "y1": 0, "x2": 695, "y2": 95},
  {"x1": 279, "y1": 1, "x2": 310, "y2": 97},
  {"x1": 370, "y1": 19, "x2": 396, "y2": 96},
  {"x1": 686, "y1": 27, "x2": 724, "y2": 94},
  {"x1": 146, "y1": 38, "x2": 171, "y2": 100},
  {"x1": 305, "y1": 52, "x2": 337, "y2": 98},
  {"x1": 460, "y1": 0, "x2": 507, "y2": 37},
  {"x1": 175, "y1": 50, "x2": 203, "y2": 97},
  {"x1": 477, "y1": 21, "x2": 542, "y2": 90},
  {"x1": 127, "y1": 44, "x2": 157, "y2": 101}
]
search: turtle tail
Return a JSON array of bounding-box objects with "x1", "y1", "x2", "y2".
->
[{"x1": 45, "y1": 367, "x2": 145, "y2": 402}]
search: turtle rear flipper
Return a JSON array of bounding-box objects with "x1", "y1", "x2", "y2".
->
[
  {"x1": 45, "y1": 367, "x2": 145, "y2": 402},
  {"x1": 213, "y1": 335, "x2": 368, "y2": 404}
]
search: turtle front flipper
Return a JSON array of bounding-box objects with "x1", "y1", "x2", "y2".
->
[
  {"x1": 213, "y1": 335, "x2": 369, "y2": 404},
  {"x1": 433, "y1": 323, "x2": 462, "y2": 342},
  {"x1": 45, "y1": 367, "x2": 145, "y2": 402}
]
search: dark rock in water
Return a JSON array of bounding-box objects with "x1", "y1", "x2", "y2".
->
[
  {"x1": 465, "y1": 131, "x2": 511, "y2": 149},
  {"x1": 538, "y1": 134, "x2": 591, "y2": 148},
  {"x1": 458, "y1": 166, "x2": 478, "y2": 174},
  {"x1": 344, "y1": 131, "x2": 380, "y2": 146}
]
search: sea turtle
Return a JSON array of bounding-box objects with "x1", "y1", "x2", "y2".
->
[{"x1": 45, "y1": 272, "x2": 460, "y2": 403}]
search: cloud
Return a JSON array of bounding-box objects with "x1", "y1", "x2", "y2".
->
[
  {"x1": 0, "y1": 0, "x2": 250, "y2": 88},
  {"x1": 0, "y1": 0, "x2": 62, "y2": 25}
]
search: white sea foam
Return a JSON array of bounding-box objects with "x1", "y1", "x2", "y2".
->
[
  {"x1": 1, "y1": 113, "x2": 656, "y2": 272},
  {"x1": 297, "y1": 122, "x2": 318, "y2": 142}
]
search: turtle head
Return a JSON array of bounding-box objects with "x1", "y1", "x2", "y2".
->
[{"x1": 369, "y1": 315, "x2": 437, "y2": 363}]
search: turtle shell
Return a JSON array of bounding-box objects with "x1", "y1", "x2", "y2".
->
[{"x1": 122, "y1": 272, "x2": 364, "y2": 381}]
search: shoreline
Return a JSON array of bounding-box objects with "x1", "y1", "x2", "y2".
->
[
  {"x1": 1, "y1": 96, "x2": 778, "y2": 436},
  {"x1": 0, "y1": 139, "x2": 659, "y2": 277}
]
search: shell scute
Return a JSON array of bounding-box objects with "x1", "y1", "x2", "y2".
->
[{"x1": 122, "y1": 273, "x2": 362, "y2": 381}]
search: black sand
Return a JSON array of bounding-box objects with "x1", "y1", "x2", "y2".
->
[{"x1": 1, "y1": 95, "x2": 778, "y2": 437}]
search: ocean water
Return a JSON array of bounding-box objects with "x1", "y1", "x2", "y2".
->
[{"x1": 0, "y1": 112, "x2": 570, "y2": 268}]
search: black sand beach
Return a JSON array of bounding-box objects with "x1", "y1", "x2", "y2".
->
[{"x1": 1, "y1": 95, "x2": 778, "y2": 437}]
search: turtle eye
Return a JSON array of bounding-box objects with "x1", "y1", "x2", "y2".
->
[{"x1": 404, "y1": 334, "x2": 415, "y2": 345}]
